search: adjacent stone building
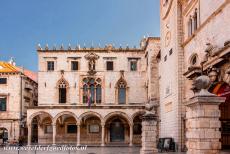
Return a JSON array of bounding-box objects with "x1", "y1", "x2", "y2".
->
[
  {"x1": 160, "y1": 0, "x2": 230, "y2": 151},
  {"x1": 26, "y1": 38, "x2": 160, "y2": 146},
  {"x1": 0, "y1": 59, "x2": 37, "y2": 144}
]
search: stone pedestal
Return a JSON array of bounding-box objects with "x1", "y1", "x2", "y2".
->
[
  {"x1": 186, "y1": 95, "x2": 225, "y2": 154},
  {"x1": 140, "y1": 113, "x2": 158, "y2": 154}
]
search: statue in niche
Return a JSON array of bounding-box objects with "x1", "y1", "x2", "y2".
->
[
  {"x1": 85, "y1": 52, "x2": 99, "y2": 75},
  {"x1": 89, "y1": 59, "x2": 95, "y2": 71}
]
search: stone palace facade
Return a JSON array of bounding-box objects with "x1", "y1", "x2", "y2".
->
[{"x1": 26, "y1": 38, "x2": 160, "y2": 146}]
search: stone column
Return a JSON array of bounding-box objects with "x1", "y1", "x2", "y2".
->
[
  {"x1": 186, "y1": 75, "x2": 225, "y2": 154},
  {"x1": 27, "y1": 124, "x2": 31, "y2": 146},
  {"x1": 52, "y1": 123, "x2": 56, "y2": 145},
  {"x1": 129, "y1": 124, "x2": 133, "y2": 146},
  {"x1": 140, "y1": 113, "x2": 158, "y2": 154},
  {"x1": 77, "y1": 124, "x2": 81, "y2": 146},
  {"x1": 101, "y1": 123, "x2": 105, "y2": 146}
]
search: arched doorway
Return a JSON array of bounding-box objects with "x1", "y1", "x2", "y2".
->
[
  {"x1": 110, "y1": 118, "x2": 125, "y2": 142},
  {"x1": 104, "y1": 112, "x2": 132, "y2": 145},
  {"x1": 209, "y1": 82, "x2": 230, "y2": 149},
  {"x1": 0, "y1": 128, "x2": 8, "y2": 144}
]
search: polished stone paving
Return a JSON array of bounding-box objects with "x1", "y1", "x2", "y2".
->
[{"x1": 0, "y1": 146, "x2": 230, "y2": 154}]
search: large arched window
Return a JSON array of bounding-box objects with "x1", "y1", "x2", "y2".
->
[
  {"x1": 58, "y1": 78, "x2": 69, "y2": 104},
  {"x1": 82, "y1": 77, "x2": 102, "y2": 104},
  {"x1": 117, "y1": 79, "x2": 127, "y2": 104}
]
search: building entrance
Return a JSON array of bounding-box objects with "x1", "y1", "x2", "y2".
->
[{"x1": 110, "y1": 119, "x2": 125, "y2": 142}]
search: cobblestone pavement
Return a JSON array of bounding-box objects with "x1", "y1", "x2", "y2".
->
[{"x1": 0, "y1": 146, "x2": 229, "y2": 154}]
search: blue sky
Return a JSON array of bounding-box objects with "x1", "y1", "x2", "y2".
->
[{"x1": 0, "y1": 0, "x2": 160, "y2": 71}]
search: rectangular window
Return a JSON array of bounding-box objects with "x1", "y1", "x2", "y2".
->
[
  {"x1": 106, "y1": 61, "x2": 113, "y2": 71},
  {"x1": 0, "y1": 78, "x2": 7, "y2": 84},
  {"x1": 88, "y1": 124, "x2": 100, "y2": 133},
  {"x1": 130, "y1": 61, "x2": 137, "y2": 71},
  {"x1": 67, "y1": 125, "x2": 77, "y2": 133},
  {"x1": 47, "y1": 61, "x2": 54, "y2": 71},
  {"x1": 71, "y1": 61, "x2": 79, "y2": 71},
  {"x1": 0, "y1": 97, "x2": 6, "y2": 111},
  {"x1": 44, "y1": 125, "x2": 53, "y2": 134}
]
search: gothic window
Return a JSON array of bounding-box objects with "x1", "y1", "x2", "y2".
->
[
  {"x1": 58, "y1": 78, "x2": 68, "y2": 104},
  {"x1": 188, "y1": 17, "x2": 193, "y2": 36},
  {"x1": 117, "y1": 79, "x2": 127, "y2": 104},
  {"x1": 82, "y1": 77, "x2": 102, "y2": 104},
  {"x1": 0, "y1": 97, "x2": 6, "y2": 111},
  {"x1": 194, "y1": 9, "x2": 198, "y2": 31}
]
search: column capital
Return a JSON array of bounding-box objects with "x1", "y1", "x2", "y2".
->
[
  {"x1": 76, "y1": 123, "x2": 81, "y2": 127},
  {"x1": 101, "y1": 122, "x2": 105, "y2": 127}
]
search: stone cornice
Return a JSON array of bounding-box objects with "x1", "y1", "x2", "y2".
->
[{"x1": 28, "y1": 104, "x2": 145, "y2": 110}]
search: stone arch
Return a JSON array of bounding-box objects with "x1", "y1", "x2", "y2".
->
[
  {"x1": 189, "y1": 53, "x2": 199, "y2": 66},
  {"x1": 53, "y1": 111, "x2": 78, "y2": 124},
  {"x1": 104, "y1": 111, "x2": 133, "y2": 126},
  {"x1": 131, "y1": 111, "x2": 145, "y2": 121},
  {"x1": 115, "y1": 77, "x2": 128, "y2": 88},
  {"x1": 28, "y1": 111, "x2": 53, "y2": 124},
  {"x1": 56, "y1": 76, "x2": 69, "y2": 88},
  {"x1": 79, "y1": 111, "x2": 103, "y2": 124}
]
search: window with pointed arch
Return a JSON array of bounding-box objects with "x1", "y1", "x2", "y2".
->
[
  {"x1": 58, "y1": 79, "x2": 68, "y2": 103},
  {"x1": 194, "y1": 9, "x2": 198, "y2": 31},
  {"x1": 188, "y1": 17, "x2": 193, "y2": 36},
  {"x1": 117, "y1": 79, "x2": 127, "y2": 104},
  {"x1": 82, "y1": 77, "x2": 102, "y2": 104}
]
